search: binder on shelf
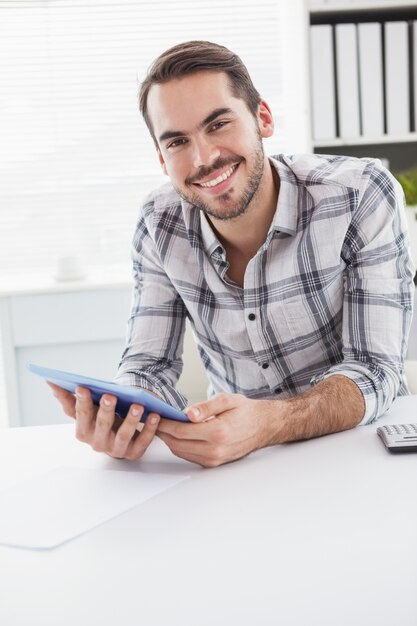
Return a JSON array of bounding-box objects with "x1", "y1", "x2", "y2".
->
[
  {"x1": 358, "y1": 22, "x2": 384, "y2": 138},
  {"x1": 310, "y1": 24, "x2": 337, "y2": 141},
  {"x1": 414, "y1": 21, "x2": 417, "y2": 133},
  {"x1": 335, "y1": 23, "x2": 360, "y2": 138},
  {"x1": 385, "y1": 21, "x2": 410, "y2": 136}
]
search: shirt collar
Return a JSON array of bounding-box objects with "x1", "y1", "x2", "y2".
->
[
  {"x1": 199, "y1": 210, "x2": 224, "y2": 257},
  {"x1": 268, "y1": 156, "x2": 298, "y2": 238}
]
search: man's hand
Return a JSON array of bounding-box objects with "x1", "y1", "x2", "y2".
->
[
  {"x1": 157, "y1": 376, "x2": 365, "y2": 468},
  {"x1": 47, "y1": 382, "x2": 160, "y2": 460},
  {"x1": 157, "y1": 393, "x2": 275, "y2": 468}
]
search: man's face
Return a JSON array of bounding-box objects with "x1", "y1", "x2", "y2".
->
[{"x1": 147, "y1": 71, "x2": 273, "y2": 221}]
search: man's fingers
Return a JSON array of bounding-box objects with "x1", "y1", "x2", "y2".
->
[
  {"x1": 89, "y1": 393, "x2": 117, "y2": 452},
  {"x1": 158, "y1": 431, "x2": 221, "y2": 467},
  {"x1": 125, "y1": 411, "x2": 161, "y2": 460},
  {"x1": 158, "y1": 430, "x2": 203, "y2": 450},
  {"x1": 74, "y1": 386, "x2": 98, "y2": 443},
  {"x1": 185, "y1": 393, "x2": 243, "y2": 422},
  {"x1": 111, "y1": 404, "x2": 145, "y2": 458},
  {"x1": 157, "y1": 417, "x2": 216, "y2": 440},
  {"x1": 46, "y1": 381, "x2": 76, "y2": 418}
]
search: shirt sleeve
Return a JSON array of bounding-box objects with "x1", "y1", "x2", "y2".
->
[
  {"x1": 114, "y1": 209, "x2": 188, "y2": 410},
  {"x1": 311, "y1": 161, "x2": 415, "y2": 424}
]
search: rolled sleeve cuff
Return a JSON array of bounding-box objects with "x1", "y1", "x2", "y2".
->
[
  {"x1": 113, "y1": 371, "x2": 188, "y2": 411},
  {"x1": 310, "y1": 365, "x2": 382, "y2": 425}
]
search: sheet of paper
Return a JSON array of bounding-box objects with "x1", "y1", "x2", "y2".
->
[{"x1": 0, "y1": 466, "x2": 189, "y2": 550}]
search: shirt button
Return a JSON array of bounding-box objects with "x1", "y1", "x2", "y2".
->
[
  {"x1": 248, "y1": 313, "x2": 256, "y2": 321},
  {"x1": 262, "y1": 363, "x2": 269, "y2": 369},
  {"x1": 274, "y1": 387, "x2": 282, "y2": 394}
]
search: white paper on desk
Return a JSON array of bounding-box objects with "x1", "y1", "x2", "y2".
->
[{"x1": 0, "y1": 467, "x2": 189, "y2": 550}]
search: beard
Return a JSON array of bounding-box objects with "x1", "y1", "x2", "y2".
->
[{"x1": 174, "y1": 133, "x2": 265, "y2": 222}]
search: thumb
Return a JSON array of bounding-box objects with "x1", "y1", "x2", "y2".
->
[{"x1": 185, "y1": 393, "x2": 237, "y2": 422}]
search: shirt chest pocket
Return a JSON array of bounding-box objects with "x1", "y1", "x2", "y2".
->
[{"x1": 281, "y1": 280, "x2": 344, "y2": 349}]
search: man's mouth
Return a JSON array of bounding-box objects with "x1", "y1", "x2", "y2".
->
[{"x1": 194, "y1": 163, "x2": 239, "y2": 189}]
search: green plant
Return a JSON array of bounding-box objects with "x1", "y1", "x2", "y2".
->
[{"x1": 394, "y1": 164, "x2": 417, "y2": 206}]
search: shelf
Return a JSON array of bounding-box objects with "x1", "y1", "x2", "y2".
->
[
  {"x1": 0, "y1": 264, "x2": 133, "y2": 298},
  {"x1": 308, "y1": 2, "x2": 417, "y2": 156},
  {"x1": 309, "y1": 1, "x2": 417, "y2": 16},
  {"x1": 314, "y1": 133, "x2": 417, "y2": 148}
]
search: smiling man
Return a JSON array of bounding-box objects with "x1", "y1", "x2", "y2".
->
[{"x1": 51, "y1": 41, "x2": 414, "y2": 467}]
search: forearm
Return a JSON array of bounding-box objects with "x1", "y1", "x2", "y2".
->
[{"x1": 265, "y1": 375, "x2": 365, "y2": 445}]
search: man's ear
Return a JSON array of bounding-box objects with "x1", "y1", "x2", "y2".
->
[
  {"x1": 156, "y1": 146, "x2": 168, "y2": 176},
  {"x1": 257, "y1": 100, "x2": 274, "y2": 139}
]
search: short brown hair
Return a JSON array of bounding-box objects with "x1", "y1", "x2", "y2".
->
[{"x1": 139, "y1": 40, "x2": 261, "y2": 142}]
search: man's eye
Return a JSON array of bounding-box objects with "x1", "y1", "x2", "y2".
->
[
  {"x1": 167, "y1": 138, "x2": 187, "y2": 149},
  {"x1": 210, "y1": 121, "x2": 228, "y2": 132}
]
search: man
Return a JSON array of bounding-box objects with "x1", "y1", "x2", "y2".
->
[{"x1": 50, "y1": 40, "x2": 415, "y2": 467}]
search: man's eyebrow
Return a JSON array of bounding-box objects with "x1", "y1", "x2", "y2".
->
[
  {"x1": 199, "y1": 107, "x2": 234, "y2": 129},
  {"x1": 158, "y1": 108, "x2": 234, "y2": 144},
  {"x1": 159, "y1": 129, "x2": 187, "y2": 143}
]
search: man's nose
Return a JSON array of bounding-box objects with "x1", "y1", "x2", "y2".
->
[{"x1": 192, "y1": 136, "x2": 220, "y2": 169}]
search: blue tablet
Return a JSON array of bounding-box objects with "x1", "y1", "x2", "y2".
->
[{"x1": 28, "y1": 363, "x2": 189, "y2": 423}]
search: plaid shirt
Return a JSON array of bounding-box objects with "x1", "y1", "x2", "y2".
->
[{"x1": 116, "y1": 154, "x2": 415, "y2": 424}]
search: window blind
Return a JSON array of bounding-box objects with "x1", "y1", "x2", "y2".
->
[
  {"x1": 0, "y1": 0, "x2": 310, "y2": 425},
  {"x1": 0, "y1": 0, "x2": 310, "y2": 279}
]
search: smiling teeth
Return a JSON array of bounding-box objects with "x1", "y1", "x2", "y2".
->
[{"x1": 199, "y1": 165, "x2": 237, "y2": 188}]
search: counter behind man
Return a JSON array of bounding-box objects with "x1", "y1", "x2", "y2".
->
[{"x1": 50, "y1": 40, "x2": 415, "y2": 467}]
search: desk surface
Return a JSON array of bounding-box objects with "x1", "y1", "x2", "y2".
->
[{"x1": 1, "y1": 396, "x2": 416, "y2": 626}]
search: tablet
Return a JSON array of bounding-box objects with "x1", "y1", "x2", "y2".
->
[{"x1": 28, "y1": 363, "x2": 189, "y2": 422}]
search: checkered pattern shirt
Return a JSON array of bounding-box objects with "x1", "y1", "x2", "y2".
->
[{"x1": 116, "y1": 154, "x2": 415, "y2": 424}]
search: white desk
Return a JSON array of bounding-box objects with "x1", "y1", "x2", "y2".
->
[{"x1": 1, "y1": 396, "x2": 416, "y2": 626}]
